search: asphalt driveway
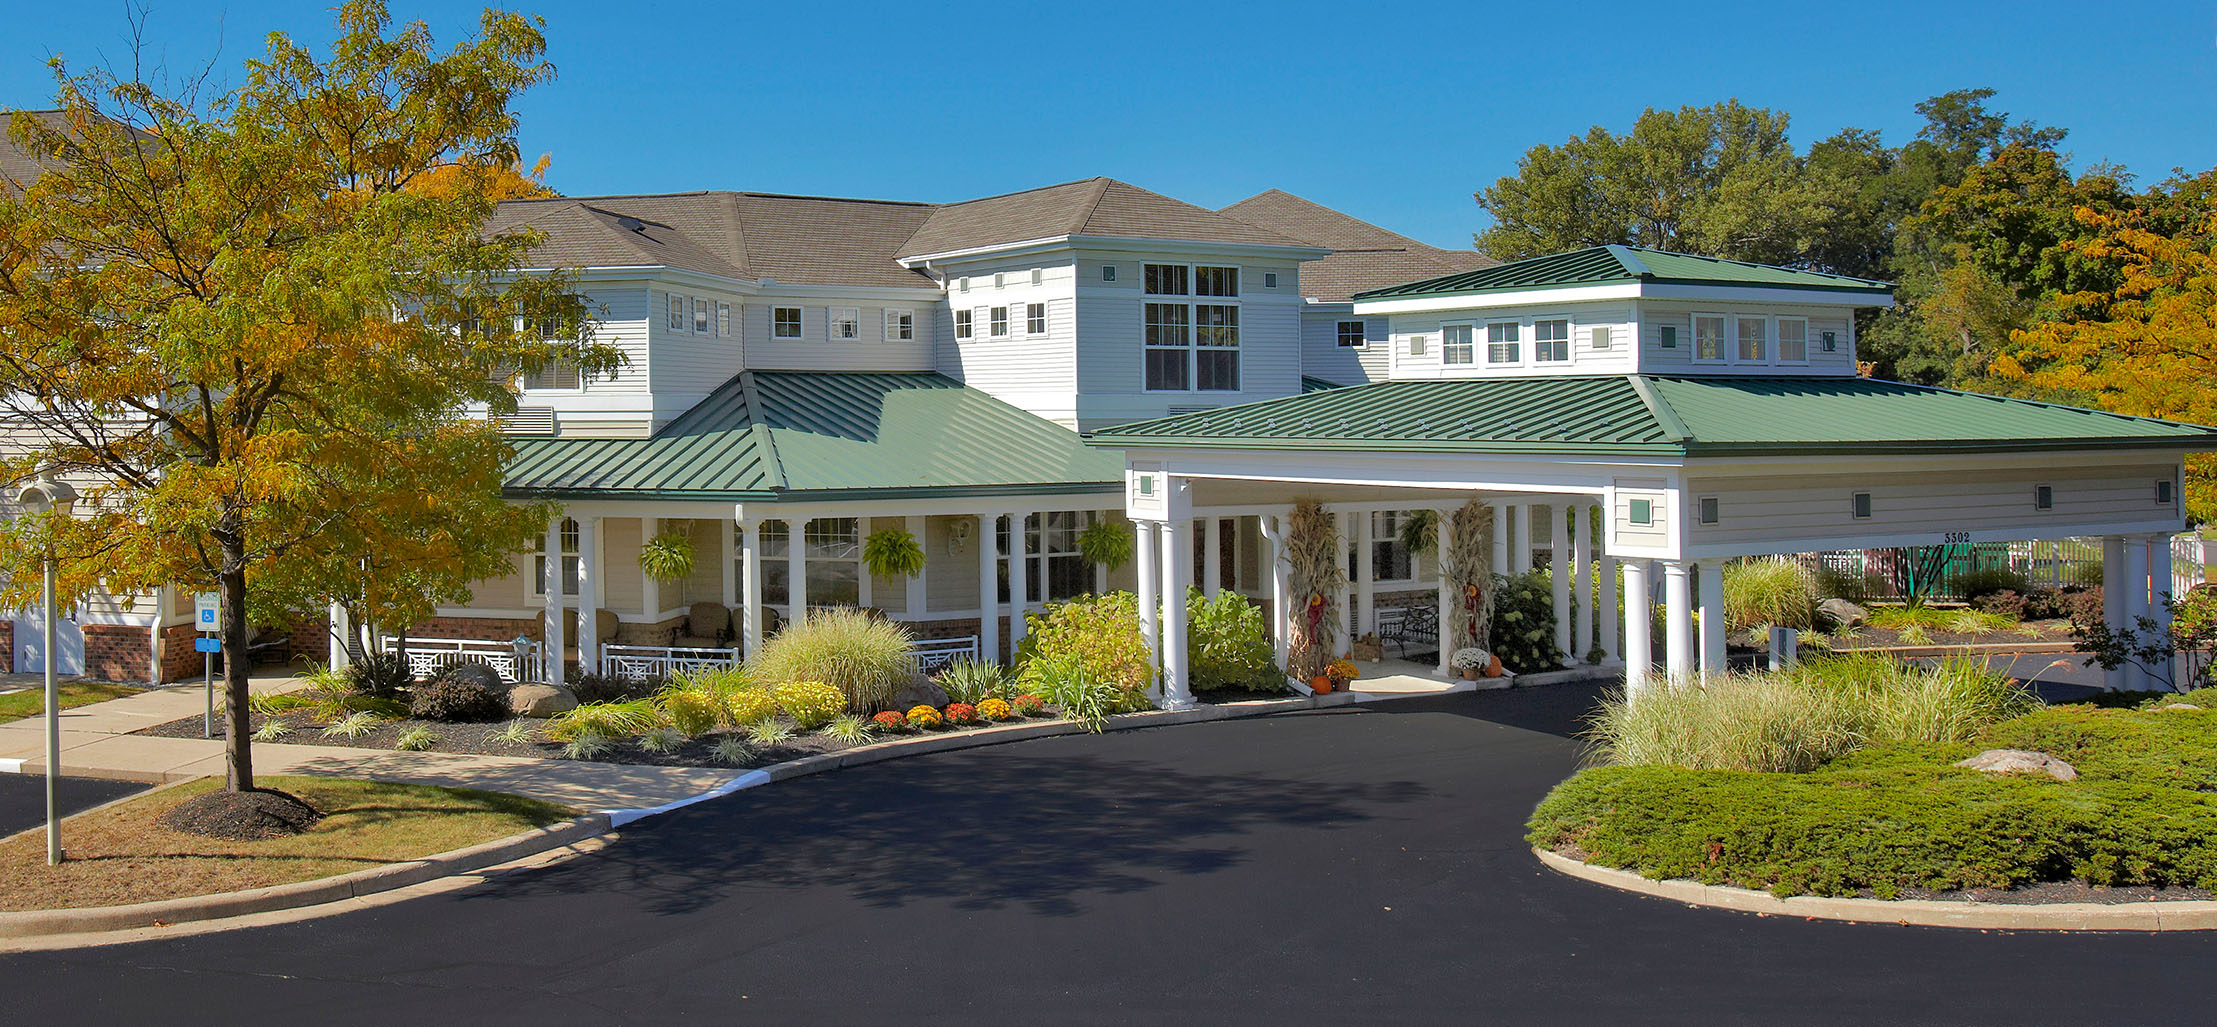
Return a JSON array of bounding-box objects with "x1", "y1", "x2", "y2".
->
[
  {"x1": 6, "y1": 684, "x2": 2215, "y2": 1025},
  {"x1": 0, "y1": 773, "x2": 143, "y2": 839}
]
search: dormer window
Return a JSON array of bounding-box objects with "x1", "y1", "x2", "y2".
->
[
  {"x1": 1737, "y1": 316, "x2": 1767, "y2": 361},
  {"x1": 773, "y1": 306, "x2": 802, "y2": 339},
  {"x1": 1486, "y1": 322, "x2": 1518, "y2": 364},
  {"x1": 1693, "y1": 315, "x2": 1726, "y2": 361},
  {"x1": 1534, "y1": 319, "x2": 1569, "y2": 362},
  {"x1": 1441, "y1": 324, "x2": 1475, "y2": 365},
  {"x1": 716, "y1": 302, "x2": 731, "y2": 337},
  {"x1": 1777, "y1": 317, "x2": 1807, "y2": 361}
]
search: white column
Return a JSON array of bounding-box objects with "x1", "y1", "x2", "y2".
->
[
  {"x1": 1551, "y1": 503, "x2": 1572, "y2": 664},
  {"x1": 1663, "y1": 561, "x2": 1694, "y2": 687},
  {"x1": 1162, "y1": 516, "x2": 1194, "y2": 708},
  {"x1": 1202, "y1": 516, "x2": 1223, "y2": 597},
  {"x1": 1355, "y1": 509, "x2": 1375, "y2": 638},
  {"x1": 720, "y1": 521, "x2": 737, "y2": 607},
  {"x1": 2103, "y1": 534, "x2": 2129, "y2": 690},
  {"x1": 1093, "y1": 512, "x2": 1111, "y2": 595},
  {"x1": 542, "y1": 517, "x2": 565, "y2": 683},
  {"x1": 577, "y1": 516, "x2": 600, "y2": 675},
  {"x1": 739, "y1": 519, "x2": 763, "y2": 656},
  {"x1": 1007, "y1": 511, "x2": 1029, "y2": 648},
  {"x1": 1598, "y1": 519, "x2": 1621, "y2": 664},
  {"x1": 904, "y1": 515, "x2": 928, "y2": 618},
  {"x1": 1260, "y1": 514, "x2": 1291, "y2": 675},
  {"x1": 1435, "y1": 506, "x2": 1456, "y2": 678},
  {"x1": 977, "y1": 513, "x2": 1000, "y2": 664},
  {"x1": 2124, "y1": 536, "x2": 2152, "y2": 690},
  {"x1": 786, "y1": 517, "x2": 808, "y2": 629},
  {"x1": 1622, "y1": 561, "x2": 1652, "y2": 696},
  {"x1": 1698, "y1": 562, "x2": 1726, "y2": 681},
  {"x1": 2151, "y1": 532, "x2": 2177, "y2": 690},
  {"x1": 1492, "y1": 502, "x2": 1510, "y2": 578},
  {"x1": 640, "y1": 516, "x2": 660, "y2": 623},
  {"x1": 1572, "y1": 504, "x2": 1593, "y2": 662},
  {"x1": 1333, "y1": 511, "x2": 1352, "y2": 641},
  {"x1": 1514, "y1": 503, "x2": 1533, "y2": 574},
  {"x1": 327, "y1": 601, "x2": 348, "y2": 670},
  {"x1": 1137, "y1": 520, "x2": 1162, "y2": 673}
]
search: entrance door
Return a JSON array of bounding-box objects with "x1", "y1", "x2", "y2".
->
[{"x1": 15, "y1": 606, "x2": 85, "y2": 677}]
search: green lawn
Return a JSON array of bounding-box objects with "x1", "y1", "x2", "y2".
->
[{"x1": 0, "y1": 680, "x2": 141, "y2": 724}]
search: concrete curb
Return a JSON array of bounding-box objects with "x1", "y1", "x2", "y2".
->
[
  {"x1": 1534, "y1": 848, "x2": 2217, "y2": 932},
  {"x1": 0, "y1": 812, "x2": 611, "y2": 940}
]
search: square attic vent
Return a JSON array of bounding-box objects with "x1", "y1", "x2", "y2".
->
[{"x1": 500, "y1": 406, "x2": 557, "y2": 436}]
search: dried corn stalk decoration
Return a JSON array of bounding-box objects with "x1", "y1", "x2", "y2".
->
[{"x1": 1284, "y1": 499, "x2": 1346, "y2": 681}]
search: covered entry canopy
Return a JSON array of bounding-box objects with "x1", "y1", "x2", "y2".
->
[{"x1": 1086, "y1": 374, "x2": 2217, "y2": 700}]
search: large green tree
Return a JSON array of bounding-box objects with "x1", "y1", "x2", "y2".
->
[{"x1": 0, "y1": 2, "x2": 616, "y2": 796}]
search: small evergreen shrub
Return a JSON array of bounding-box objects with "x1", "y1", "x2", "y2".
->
[
  {"x1": 409, "y1": 672, "x2": 509, "y2": 722},
  {"x1": 657, "y1": 683, "x2": 725, "y2": 737},
  {"x1": 771, "y1": 680, "x2": 847, "y2": 729}
]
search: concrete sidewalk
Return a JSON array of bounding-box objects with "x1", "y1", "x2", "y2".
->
[{"x1": 0, "y1": 680, "x2": 737, "y2": 812}]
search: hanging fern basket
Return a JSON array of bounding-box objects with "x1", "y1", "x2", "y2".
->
[
  {"x1": 1076, "y1": 519, "x2": 1136, "y2": 571},
  {"x1": 638, "y1": 530, "x2": 697, "y2": 582},
  {"x1": 862, "y1": 526, "x2": 927, "y2": 579}
]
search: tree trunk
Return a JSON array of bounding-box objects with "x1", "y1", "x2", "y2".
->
[{"x1": 220, "y1": 535, "x2": 254, "y2": 792}]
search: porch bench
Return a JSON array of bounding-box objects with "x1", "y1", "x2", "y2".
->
[
  {"x1": 1376, "y1": 605, "x2": 1438, "y2": 658},
  {"x1": 912, "y1": 636, "x2": 979, "y2": 674}
]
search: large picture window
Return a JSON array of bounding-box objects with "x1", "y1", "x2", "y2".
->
[
  {"x1": 757, "y1": 519, "x2": 861, "y2": 609},
  {"x1": 1194, "y1": 304, "x2": 1240, "y2": 390},
  {"x1": 1144, "y1": 264, "x2": 1241, "y2": 391},
  {"x1": 533, "y1": 518, "x2": 580, "y2": 596}
]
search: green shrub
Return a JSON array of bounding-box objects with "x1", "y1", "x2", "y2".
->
[
  {"x1": 408, "y1": 671, "x2": 510, "y2": 723},
  {"x1": 748, "y1": 608, "x2": 914, "y2": 711},
  {"x1": 657, "y1": 684, "x2": 725, "y2": 737},
  {"x1": 1531, "y1": 701, "x2": 2217, "y2": 897},
  {"x1": 1024, "y1": 648, "x2": 1131, "y2": 733},
  {"x1": 1588, "y1": 656, "x2": 2035, "y2": 773},
  {"x1": 345, "y1": 650, "x2": 414, "y2": 698},
  {"x1": 1186, "y1": 588, "x2": 1283, "y2": 693},
  {"x1": 1954, "y1": 566, "x2": 2030, "y2": 603},
  {"x1": 1014, "y1": 592, "x2": 1153, "y2": 707},
  {"x1": 547, "y1": 699, "x2": 663, "y2": 741},
  {"x1": 934, "y1": 658, "x2": 1010, "y2": 705},
  {"x1": 1488, "y1": 571, "x2": 1560, "y2": 674},
  {"x1": 725, "y1": 688, "x2": 779, "y2": 726},
  {"x1": 1722, "y1": 559, "x2": 1817, "y2": 632},
  {"x1": 772, "y1": 680, "x2": 847, "y2": 729},
  {"x1": 747, "y1": 719, "x2": 795, "y2": 747}
]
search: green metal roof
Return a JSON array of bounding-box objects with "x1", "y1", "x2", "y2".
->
[
  {"x1": 1084, "y1": 375, "x2": 2217, "y2": 458},
  {"x1": 506, "y1": 371, "x2": 1123, "y2": 501},
  {"x1": 1351, "y1": 244, "x2": 1894, "y2": 301}
]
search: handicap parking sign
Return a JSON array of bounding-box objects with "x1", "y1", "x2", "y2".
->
[{"x1": 195, "y1": 592, "x2": 219, "y2": 631}]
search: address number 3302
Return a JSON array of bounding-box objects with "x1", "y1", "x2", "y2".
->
[{"x1": 1940, "y1": 531, "x2": 1973, "y2": 544}]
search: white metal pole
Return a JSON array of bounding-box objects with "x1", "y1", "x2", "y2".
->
[{"x1": 44, "y1": 554, "x2": 61, "y2": 865}]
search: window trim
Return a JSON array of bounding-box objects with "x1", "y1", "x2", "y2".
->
[
  {"x1": 771, "y1": 306, "x2": 803, "y2": 340},
  {"x1": 953, "y1": 308, "x2": 973, "y2": 341},
  {"x1": 1441, "y1": 322, "x2": 1477, "y2": 366},
  {"x1": 1485, "y1": 320, "x2": 1521, "y2": 365},
  {"x1": 1628, "y1": 498, "x2": 1654, "y2": 527},
  {"x1": 989, "y1": 306, "x2": 1009, "y2": 339},
  {"x1": 716, "y1": 301, "x2": 732, "y2": 338},
  {"x1": 1141, "y1": 268, "x2": 1242, "y2": 392},
  {"x1": 1692, "y1": 313, "x2": 1728, "y2": 364},
  {"x1": 828, "y1": 306, "x2": 862, "y2": 342},
  {"x1": 2034, "y1": 483, "x2": 2055, "y2": 511},
  {"x1": 666, "y1": 292, "x2": 686, "y2": 332},
  {"x1": 2157, "y1": 479, "x2": 2177, "y2": 506},
  {"x1": 1775, "y1": 315, "x2": 1808, "y2": 364},
  {"x1": 1531, "y1": 315, "x2": 1572, "y2": 364},
  {"x1": 883, "y1": 307, "x2": 915, "y2": 343},
  {"x1": 1657, "y1": 323, "x2": 1678, "y2": 350},
  {"x1": 692, "y1": 296, "x2": 711, "y2": 335},
  {"x1": 1024, "y1": 302, "x2": 1047, "y2": 337},
  {"x1": 1336, "y1": 320, "x2": 1366, "y2": 349},
  {"x1": 1734, "y1": 314, "x2": 1769, "y2": 364},
  {"x1": 531, "y1": 518, "x2": 581, "y2": 598},
  {"x1": 1589, "y1": 325, "x2": 1612, "y2": 351}
]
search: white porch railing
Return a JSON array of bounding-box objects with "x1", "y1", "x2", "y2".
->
[
  {"x1": 913, "y1": 635, "x2": 979, "y2": 674},
  {"x1": 602, "y1": 644, "x2": 742, "y2": 682},
  {"x1": 385, "y1": 637, "x2": 540, "y2": 683}
]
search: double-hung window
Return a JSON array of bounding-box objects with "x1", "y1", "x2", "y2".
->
[
  {"x1": 772, "y1": 306, "x2": 803, "y2": 339},
  {"x1": 1737, "y1": 316, "x2": 1767, "y2": 362},
  {"x1": 1486, "y1": 321, "x2": 1519, "y2": 364},
  {"x1": 693, "y1": 297, "x2": 711, "y2": 334},
  {"x1": 1337, "y1": 321, "x2": 1366, "y2": 348},
  {"x1": 1370, "y1": 511, "x2": 1415, "y2": 582},
  {"x1": 1693, "y1": 315, "x2": 1726, "y2": 361},
  {"x1": 1143, "y1": 263, "x2": 1240, "y2": 392},
  {"x1": 759, "y1": 519, "x2": 861, "y2": 609},
  {"x1": 998, "y1": 512, "x2": 1093, "y2": 604},
  {"x1": 989, "y1": 306, "x2": 1009, "y2": 338},
  {"x1": 1534, "y1": 319, "x2": 1570, "y2": 362},
  {"x1": 1776, "y1": 317, "x2": 1807, "y2": 361},
  {"x1": 1441, "y1": 324, "x2": 1475, "y2": 365},
  {"x1": 1025, "y1": 302, "x2": 1046, "y2": 336},
  {"x1": 716, "y1": 302, "x2": 732, "y2": 337},
  {"x1": 667, "y1": 293, "x2": 685, "y2": 331},
  {"x1": 884, "y1": 308, "x2": 915, "y2": 342},
  {"x1": 829, "y1": 307, "x2": 861, "y2": 341},
  {"x1": 954, "y1": 309, "x2": 973, "y2": 341},
  {"x1": 533, "y1": 519, "x2": 580, "y2": 596},
  {"x1": 521, "y1": 317, "x2": 582, "y2": 390}
]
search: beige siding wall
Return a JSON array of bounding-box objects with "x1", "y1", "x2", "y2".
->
[
  {"x1": 1611, "y1": 477, "x2": 1672, "y2": 551},
  {"x1": 601, "y1": 518, "x2": 645, "y2": 614},
  {"x1": 1686, "y1": 461, "x2": 2183, "y2": 554},
  {"x1": 924, "y1": 514, "x2": 983, "y2": 612},
  {"x1": 1387, "y1": 304, "x2": 1636, "y2": 380}
]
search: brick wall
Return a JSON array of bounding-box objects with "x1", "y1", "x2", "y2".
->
[
  {"x1": 404, "y1": 616, "x2": 543, "y2": 644},
  {"x1": 82, "y1": 624, "x2": 151, "y2": 683},
  {"x1": 0, "y1": 620, "x2": 11, "y2": 673},
  {"x1": 159, "y1": 623, "x2": 202, "y2": 684}
]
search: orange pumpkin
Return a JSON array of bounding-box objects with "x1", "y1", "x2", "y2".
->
[
  {"x1": 1309, "y1": 675, "x2": 1334, "y2": 694},
  {"x1": 1483, "y1": 654, "x2": 1504, "y2": 678}
]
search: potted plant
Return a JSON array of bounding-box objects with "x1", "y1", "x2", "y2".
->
[
  {"x1": 1076, "y1": 519, "x2": 1135, "y2": 571},
  {"x1": 1326, "y1": 656, "x2": 1360, "y2": 691},
  {"x1": 638, "y1": 530, "x2": 696, "y2": 582},
  {"x1": 862, "y1": 526, "x2": 927, "y2": 580},
  {"x1": 1451, "y1": 647, "x2": 1492, "y2": 681}
]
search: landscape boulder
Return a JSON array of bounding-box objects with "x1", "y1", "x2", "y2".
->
[
  {"x1": 891, "y1": 676, "x2": 949, "y2": 711},
  {"x1": 1954, "y1": 748, "x2": 2078, "y2": 781},
  {"x1": 1815, "y1": 598, "x2": 1868, "y2": 630},
  {"x1": 508, "y1": 682, "x2": 578, "y2": 718},
  {"x1": 438, "y1": 662, "x2": 506, "y2": 694}
]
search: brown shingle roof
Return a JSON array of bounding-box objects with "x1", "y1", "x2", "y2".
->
[
  {"x1": 894, "y1": 177, "x2": 1312, "y2": 259},
  {"x1": 1219, "y1": 189, "x2": 1497, "y2": 303},
  {"x1": 489, "y1": 191, "x2": 938, "y2": 290}
]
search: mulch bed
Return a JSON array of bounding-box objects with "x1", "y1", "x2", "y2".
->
[{"x1": 159, "y1": 788, "x2": 322, "y2": 840}]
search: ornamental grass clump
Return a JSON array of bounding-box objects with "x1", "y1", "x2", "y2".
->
[
  {"x1": 546, "y1": 699, "x2": 663, "y2": 742},
  {"x1": 935, "y1": 658, "x2": 1011, "y2": 705},
  {"x1": 1722, "y1": 558, "x2": 1819, "y2": 632},
  {"x1": 748, "y1": 608, "x2": 915, "y2": 712}
]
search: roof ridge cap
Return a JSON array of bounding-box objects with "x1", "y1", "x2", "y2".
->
[
  {"x1": 1609, "y1": 244, "x2": 1654, "y2": 277},
  {"x1": 1070, "y1": 178, "x2": 1115, "y2": 236},
  {"x1": 1627, "y1": 376, "x2": 1692, "y2": 444},
  {"x1": 737, "y1": 371, "x2": 788, "y2": 491}
]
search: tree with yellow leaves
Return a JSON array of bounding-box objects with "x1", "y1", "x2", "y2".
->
[
  {"x1": 0, "y1": 2, "x2": 618, "y2": 809},
  {"x1": 1995, "y1": 172, "x2": 2217, "y2": 520}
]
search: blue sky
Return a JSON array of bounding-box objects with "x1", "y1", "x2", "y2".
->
[{"x1": 3, "y1": 1, "x2": 2211, "y2": 249}]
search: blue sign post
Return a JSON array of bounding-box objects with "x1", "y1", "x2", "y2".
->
[{"x1": 195, "y1": 593, "x2": 219, "y2": 738}]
